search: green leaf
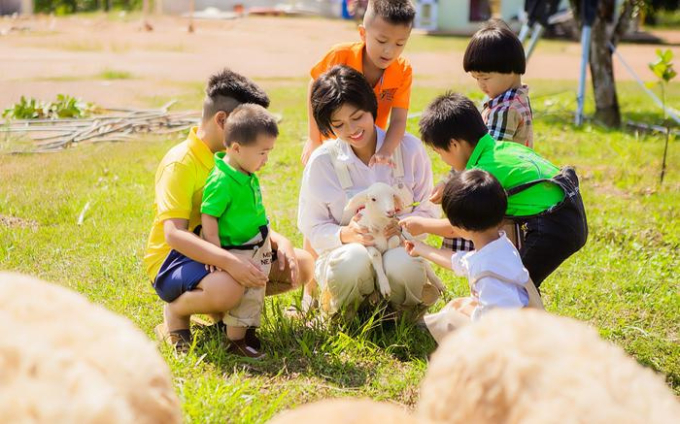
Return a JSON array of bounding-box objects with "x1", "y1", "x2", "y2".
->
[{"x1": 660, "y1": 49, "x2": 673, "y2": 63}]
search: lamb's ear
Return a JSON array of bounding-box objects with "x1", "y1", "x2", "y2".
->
[{"x1": 344, "y1": 189, "x2": 369, "y2": 216}]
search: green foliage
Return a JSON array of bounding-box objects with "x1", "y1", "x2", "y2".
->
[
  {"x1": 649, "y1": 49, "x2": 677, "y2": 83},
  {"x1": 2, "y1": 95, "x2": 98, "y2": 120},
  {"x1": 34, "y1": 0, "x2": 143, "y2": 14}
]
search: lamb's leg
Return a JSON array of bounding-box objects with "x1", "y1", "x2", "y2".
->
[
  {"x1": 424, "y1": 262, "x2": 446, "y2": 293},
  {"x1": 367, "y1": 246, "x2": 391, "y2": 298}
]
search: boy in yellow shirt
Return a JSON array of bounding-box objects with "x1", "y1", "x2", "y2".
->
[
  {"x1": 301, "y1": 0, "x2": 415, "y2": 167},
  {"x1": 144, "y1": 69, "x2": 313, "y2": 354}
]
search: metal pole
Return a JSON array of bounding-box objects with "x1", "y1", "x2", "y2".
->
[
  {"x1": 524, "y1": 22, "x2": 544, "y2": 60},
  {"x1": 575, "y1": 25, "x2": 592, "y2": 126},
  {"x1": 518, "y1": 23, "x2": 531, "y2": 44}
]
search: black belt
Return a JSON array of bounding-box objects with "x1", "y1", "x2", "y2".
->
[{"x1": 193, "y1": 224, "x2": 269, "y2": 250}]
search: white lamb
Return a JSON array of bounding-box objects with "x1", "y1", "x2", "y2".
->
[
  {"x1": 342, "y1": 182, "x2": 445, "y2": 298},
  {"x1": 0, "y1": 272, "x2": 182, "y2": 424}
]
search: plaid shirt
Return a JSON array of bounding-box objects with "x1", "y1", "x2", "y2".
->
[{"x1": 482, "y1": 85, "x2": 533, "y2": 148}]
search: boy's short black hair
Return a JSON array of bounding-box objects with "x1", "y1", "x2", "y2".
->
[
  {"x1": 442, "y1": 169, "x2": 507, "y2": 232},
  {"x1": 463, "y1": 20, "x2": 526, "y2": 75},
  {"x1": 224, "y1": 104, "x2": 278, "y2": 147},
  {"x1": 203, "y1": 68, "x2": 270, "y2": 121},
  {"x1": 419, "y1": 92, "x2": 488, "y2": 150},
  {"x1": 365, "y1": 0, "x2": 416, "y2": 26},
  {"x1": 311, "y1": 65, "x2": 378, "y2": 138}
]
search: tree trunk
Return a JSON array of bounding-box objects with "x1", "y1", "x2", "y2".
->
[{"x1": 589, "y1": 0, "x2": 621, "y2": 127}]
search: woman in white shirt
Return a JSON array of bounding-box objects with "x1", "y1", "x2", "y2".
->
[{"x1": 297, "y1": 65, "x2": 440, "y2": 318}]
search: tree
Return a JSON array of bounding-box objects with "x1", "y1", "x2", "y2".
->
[{"x1": 570, "y1": 0, "x2": 642, "y2": 127}]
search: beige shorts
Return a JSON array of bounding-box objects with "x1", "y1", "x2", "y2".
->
[{"x1": 314, "y1": 243, "x2": 439, "y2": 318}]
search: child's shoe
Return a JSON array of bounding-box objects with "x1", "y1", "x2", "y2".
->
[{"x1": 227, "y1": 338, "x2": 265, "y2": 359}]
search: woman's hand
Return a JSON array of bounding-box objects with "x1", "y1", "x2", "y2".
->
[{"x1": 340, "y1": 214, "x2": 374, "y2": 246}]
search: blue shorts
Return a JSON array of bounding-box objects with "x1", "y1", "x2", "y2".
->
[{"x1": 153, "y1": 250, "x2": 210, "y2": 303}]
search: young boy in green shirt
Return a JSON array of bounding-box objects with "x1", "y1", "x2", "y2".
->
[
  {"x1": 200, "y1": 104, "x2": 281, "y2": 358},
  {"x1": 147, "y1": 70, "x2": 313, "y2": 356},
  {"x1": 400, "y1": 92, "x2": 587, "y2": 288}
]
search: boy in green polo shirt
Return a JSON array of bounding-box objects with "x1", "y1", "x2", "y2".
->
[
  {"x1": 148, "y1": 69, "x2": 313, "y2": 357},
  {"x1": 200, "y1": 103, "x2": 278, "y2": 358},
  {"x1": 401, "y1": 92, "x2": 587, "y2": 288}
]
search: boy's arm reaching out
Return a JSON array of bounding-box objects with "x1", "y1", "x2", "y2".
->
[
  {"x1": 399, "y1": 216, "x2": 461, "y2": 238},
  {"x1": 404, "y1": 240, "x2": 454, "y2": 270},
  {"x1": 370, "y1": 107, "x2": 408, "y2": 167}
]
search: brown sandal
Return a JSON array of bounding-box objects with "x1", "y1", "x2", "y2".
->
[{"x1": 155, "y1": 324, "x2": 192, "y2": 354}]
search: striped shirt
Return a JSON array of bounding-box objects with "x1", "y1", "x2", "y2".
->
[{"x1": 483, "y1": 85, "x2": 533, "y2": 148}]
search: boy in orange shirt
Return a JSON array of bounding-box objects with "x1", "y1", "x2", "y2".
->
[{"x1": 301, "y1": 0, "x2": 415, "y2": 167}]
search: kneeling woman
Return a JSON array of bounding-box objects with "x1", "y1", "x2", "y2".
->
[{"x1": 298, "y1": 65, "x2": 440, "y2": 318}]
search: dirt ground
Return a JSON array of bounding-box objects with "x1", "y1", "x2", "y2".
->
[{"x1": 0, "y1": 13, "x2": 678, "y2": 109}]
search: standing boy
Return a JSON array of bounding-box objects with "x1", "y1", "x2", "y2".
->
[
  {"x1": 301, "y1": 0, "x2": 415, "y2": 167},
  {"x1": 144, "y1": 69, "x2": 313, "y2": 355}
]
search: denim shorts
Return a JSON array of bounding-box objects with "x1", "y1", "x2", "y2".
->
[{"x1": 153, "y1": 249, "x2": 210, "y2": 303}]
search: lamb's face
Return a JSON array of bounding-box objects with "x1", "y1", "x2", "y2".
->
[{"x1": 363, "y1": 182, "x2": 399, "y2": 219}]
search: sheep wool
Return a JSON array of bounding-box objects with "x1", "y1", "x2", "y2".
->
[
  {"x1": 418, "y1": 309, "x2": 680, "y2": 424},
  {"x1": 268, "y1": 398, "x2": 433, "y2": 424},
  {"x1": 0, "y1": 272, "x2": 182, "y2": 424}
]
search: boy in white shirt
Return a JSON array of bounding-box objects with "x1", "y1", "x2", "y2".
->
[{"x1": 405, "y1": 169, "x2": 542, "y2": 341}]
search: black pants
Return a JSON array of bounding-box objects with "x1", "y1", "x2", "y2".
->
[{"x1": 517, "y1": 190, "x2": 588, "y2": 288}]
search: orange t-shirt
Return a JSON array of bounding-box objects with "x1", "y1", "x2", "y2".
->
[{"x1": 310, "y1": 42, "x2": 412, "y2": 132}]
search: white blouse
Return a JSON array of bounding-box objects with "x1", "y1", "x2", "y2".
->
[{"x1": 298, "y1": 127, "x2": 439, "y2": 254}]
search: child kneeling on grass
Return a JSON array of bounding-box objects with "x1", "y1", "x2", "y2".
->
[{"x1": 405, "y1": 169, "x2": 544, "y2": 342}]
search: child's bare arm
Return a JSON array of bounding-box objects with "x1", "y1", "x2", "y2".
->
[
  {"x1": 404, "y1": 240, "x2": 453, "y2": 270},
  {"x1": 302, "y1": 78, "x2": 322, "y2": 165},
  {"x1": 370, "y1": 107, "x2": 408, "y2": 167},
  {"x1": 200, "y1": 214, "x2": 221, "y2": 247},
  {"x1": 399, "y1": 216, "x2": 460, "y2": 238}
]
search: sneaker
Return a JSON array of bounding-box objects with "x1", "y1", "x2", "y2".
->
[{"x1": 227, "y1": 338, "x2": 265, "y2": 359}]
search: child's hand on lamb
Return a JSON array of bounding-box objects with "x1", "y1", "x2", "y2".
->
[
  {"x1": 398, "y1": 216, "x2": 429, "y2": 236},
  {"x1": 340, "y1": 214, "x2": 375, "y2": 246},
  {"x1": 404, "y1": 240, "x2": 424, "y2": 257},
  {"x1": 429, "y1": 181, "x2": 445, "y2": 204}
]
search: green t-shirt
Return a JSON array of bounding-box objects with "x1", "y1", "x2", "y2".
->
[
  {"x1": 201, "y1": 152, "x2": 268, "y2": 247},
  {"x1": 466, "y1": 134, "x2": 565, "y2": 217}
]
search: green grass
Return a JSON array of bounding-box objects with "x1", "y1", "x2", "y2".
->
[{"x1": 0, "y1": 81, "x2": 678, "y2": 422}]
